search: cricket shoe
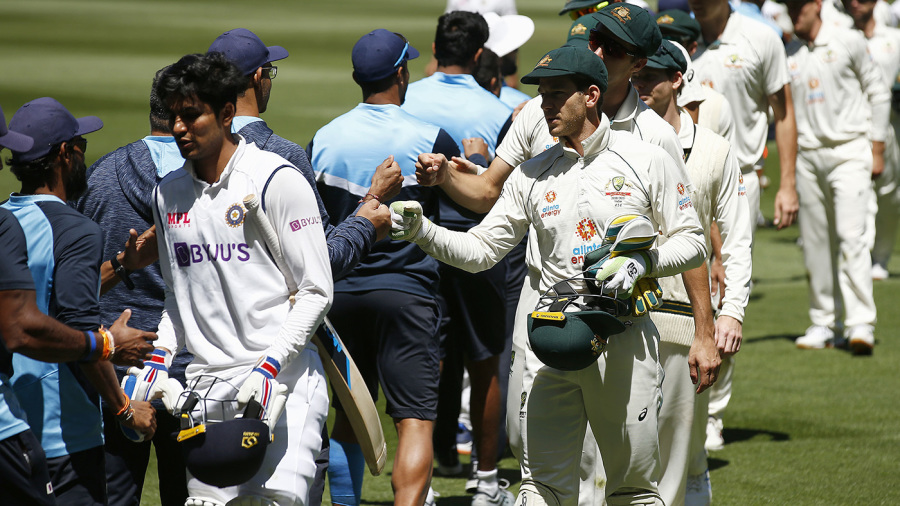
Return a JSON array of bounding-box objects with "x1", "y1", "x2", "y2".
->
[
  {"x1": 848, "y1": 325, "x2": 874, "y2": 356},
  {"x1": 471, "y1": 483, "x2": 514, "y2": 506},
  {"x1": 685, "y1": 470, "x2": 712, "y2": 506},
  {"x1": 795, "y1": 325, "x2": 834, "y2": 350},
  {"x1": 871, "y1": 263, "x2": 889, "y2": 281},
  {"x1": 705, "y1": 416, "x2": 724, "y2": 452}
]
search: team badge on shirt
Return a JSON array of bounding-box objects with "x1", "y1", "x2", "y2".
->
[
  {"x1": 225, "y1": 203, "x2": 246, "y2": 228},
  {"x1": 821, "y1": 49, "x2": 838, "y2": 63},
  {"x1": 602, "y1": 176, "x2": 635, "y2": 207},
  {"x1": 724, "y1": 54, "x2": 743, "y2": 69}
]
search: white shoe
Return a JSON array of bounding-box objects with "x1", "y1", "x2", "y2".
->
[
  {"x1": 425, "y1": 486, "x2": 439, "y2": 506},
  {"x1": 471, "y1": 486, "x2": 514, "y2": 506},
  {"x1": 872, "y1": 264, "x2": 889, "y2": 281},
  {"x1": 795, "y1": 325, "x2": 834, "y2": 349},
  {"x1": 705, "y1": 416, "x2": 724, "y2": 452},
  {"x1": 465, "y1": 458, "x2": 479, "y2": 493},
  {"x1": 848, "y1": 325, "x2": 874, "y2": 356},
  {"x1": 685, "y1": 470, "x2": 712, "y2": 506}
]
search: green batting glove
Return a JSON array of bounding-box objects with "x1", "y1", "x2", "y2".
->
[
  {"x1": 631, "y1": 277, "x2": 663, "y2": 317},
  {"x1": 390, "y1": 201, "x2": 432, "y2": 241}
]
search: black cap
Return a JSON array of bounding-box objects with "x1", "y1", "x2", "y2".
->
[
  {"x1": 591, "y1": 3, "x2": 662, "y2": 58},
  {"x1": 180, "y1": 418, "x2": 270, "y2": 488},
  {"x1": 8, "y1": 98, "x2": 102, "y2": 163},
  {"x1": 352, "y1": 29, "x2": 420, "y2": 83},
  {"x1": 522, "y1": 45, "x2": 609, "y2": 92}
]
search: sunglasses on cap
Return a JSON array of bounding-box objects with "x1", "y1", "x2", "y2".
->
[
  {"x1": 569, "y1": 1, "x2": 611, "y2": 20},
  {"x1": 262, "y1": 65, "x2": 277, "y2": 80},
  {"x1": 589, "y1": 30, "x2": 638, "y2": 59},
  {"x1": 393, "y1": 32, "x2": 410, "y2": 68}
]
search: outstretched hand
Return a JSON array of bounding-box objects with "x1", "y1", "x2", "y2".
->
[
  {"x1": 369, "y1": 155, "x2": 403, "y2": 201},
  {"x1": 415, "y1": 153, "x2": 449, "y2": 186},
  {"x1": 109, "y1": 309, "x2": 157, "y2": 367}
]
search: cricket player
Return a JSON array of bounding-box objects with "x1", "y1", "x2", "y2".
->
[
  {"x1": 2, "y1": 97, "x2": 158, "y2": 505},
  {"x1": 149, "y1": 52, "x2": 332, "y2": 505},
  {"x1": 396, "y1": 44, "x2": 707, "y2": 506},
  {"x1": 841, "y1": 0, "x2": 900, "y2": 280},
  {"x1": 783, "y1": 0, "x2": 890, "y2": 354},
  {"x1": 403, "y1": 12, "x2": 516, "y2": 502},
  {"x1": 633, "y1": 40, "x2": 753, "y2": 506},
  {"x1": 309, "y1": 29, "x2": 460, "y2": 506},
  {"x1": 0, "y1": 107, "x2": 156, "y2": 506}
]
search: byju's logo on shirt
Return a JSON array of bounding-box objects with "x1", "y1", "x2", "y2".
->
[
  {"x1": 290, "y1": 216, "x2": 322, "y2": 232},
  {"x1": 167, "y1": 212, "x2": 191, "y2": 228},
  {"x1": 174, "y1": 242, "x2": 250, "y2": 267}
]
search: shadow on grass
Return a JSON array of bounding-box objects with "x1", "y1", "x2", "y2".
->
[
  {"x1": 724, "y1": 427, "x2": 790, "y2": 445},
  {"x1": 709, "y1": 456, "x2": 729, "y2": 471},
  {"x1": 420, "y1": 468, "x2": 523, "y2": 505}
]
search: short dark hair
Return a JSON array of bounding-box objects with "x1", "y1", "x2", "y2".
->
[
  {"x1": 149, "y1": 65, "x2": 173, "y2": 133},
  {"x1": 154, "y1": 52, "x2": 246, "y2": 116},
  {"x1": 358, "y1": 62, "x2": 406, "y2": 100},
  {"x1": 473, "y1": 48, "x2": 502, "y2": 94},
  {"x1": 434, "y1": 11, "x2": 489, "y2": 68},
  {"x1": 5, "y1": 143, "x2": 64, "y2": 188}
]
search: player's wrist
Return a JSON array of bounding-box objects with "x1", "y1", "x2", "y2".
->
[{"x1": 253, "y1": 356, "x2": 282, "y2": 379}]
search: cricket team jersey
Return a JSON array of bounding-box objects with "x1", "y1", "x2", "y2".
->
[
  {"x1": 153, "y1": 138, "x2": 332, "y2": 379},
  {"x1": 785, "y1": 22, "x2": 892, "y2": 149},
  {"x1": 499, "y1": 84, "x2": 532, "y2": 110},
  {"x1": 0, "y1": 208, "x2": 33, "y2": 443},
  {"x1": 1, "y1": 195, "x2": 104, "y2": 458},
  {"x1": 416, "y1": 116, "x2": 706, "y2": 296},
  {"x1": 496, "y1": 86, "x2": 684, "y2": 170},
  {"x1": 863, "y1": 23, "x2": 900, "y2": 131},
  {"x1": 692, "y1": 11, "x2": 790, "y2": 172},
  {"x1": 310, "y1": 103, "x2": 459, "y2": 299}
]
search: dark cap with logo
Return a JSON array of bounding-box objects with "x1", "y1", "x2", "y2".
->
[
  {"x1": 591, "y1": 3, "x2": 662, "y2": 58},
  {"x1": 8, "y1": 97, "x2": 102, "y2": 163},
  {"x1": 567, "y1": 13, "x2": 596, "y2": 49},
  {"x1": 559, "y1": 0, "x2": 605, "y2": 15},
  {"x1": 655, "y1": 9, "x2": 701, "y2": 43},
  {"x1": 352, "y1": 29, "x2": 420, "y2": 83},
  {"x1": 522, "y1": 45, "x2": 608, "y2": 92},
  {"x1": 208, "y1": 28, "x2": 289, "y2": 76},
  {"x1": 645, "y1": 39, "x2": 688, "y2": 72},
  {"x1": 0, "y1": 105, "x2": 34, "y2": 153}
]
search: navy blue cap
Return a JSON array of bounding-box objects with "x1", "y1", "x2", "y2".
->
[
  {"x1": 352, "y1": 29, "x2": 420, "y2": 83},
  {"x1": 0, "y1": 105, "x2": 34, "y2": 153},
  {"x1": 208, "y1": 28, "x2": 289, "y2": 76},
  {"x1": 8, "y1": 98, "x2": 102, "y2": 163}
]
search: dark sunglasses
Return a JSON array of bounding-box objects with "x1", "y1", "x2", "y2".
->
[
  {"x1": 589, "y1": 30, "x2": 637, "y2": 58},
  {"x1": 569, "y1": 2, "x2": 610, "y2": 20}
]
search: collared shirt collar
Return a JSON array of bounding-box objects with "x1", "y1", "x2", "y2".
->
[
  {"x1": 677, "y1": 108, "x2": 696, "y2": 151},
  {"x1": 184, "y1": 135, "x2": 247, "y2": 187},
  {"x1": 807, "y1": 21, "x2": 836, "y2": 48},
  {"x1": 560, "y1": 114, "x2": 611, "y2": 159},
  {"x1": 231, "y1": 116, "x2": 264, "y2": 133},
  {"x1": 611, "y1": 85, "x2": 641, "y2": 127}
]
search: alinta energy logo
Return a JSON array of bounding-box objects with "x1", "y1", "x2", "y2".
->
[{"x1": 541, "y1": 190, "x2": 561, "y2": 218}]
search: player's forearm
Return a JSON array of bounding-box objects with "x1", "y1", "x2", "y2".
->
[
  {"x1": 441, "y1": 156, "x2": 514, "y2": 214},
  {"x1": 267, "y1": 289, "x2": 331, "y2": 366},
  {"x1": 649, "y1": 229, "x2": 707, "y2": 279},
  {"x1": 715, "y1": 162, "x2": 753, "y2": 321},
  {"x1": 682, "y1": 264, "x2": 715, "y2": 344},
  {"x1": 325, "y1": 217, "x2": 376, "y2": 281},
  {"x1": 1, "y1": 290, "x2": 101, "y2": 362},
  {"x1": 773, "y1": 88, "x2": 798, "y2": 188},
  {"x1": 80, "y1": 360, "x2": 128, "y2": 412}
]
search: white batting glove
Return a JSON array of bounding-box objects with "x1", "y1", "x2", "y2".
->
[
  {"x1": 389, "y1": 201, "x2": 432, "y2": 241},
  {"x1": 237, "y1": 356, "x2": 288, "y2": 434},
  {"x1": 592, "y1": 252, "x2": 650, "y2": 297}
]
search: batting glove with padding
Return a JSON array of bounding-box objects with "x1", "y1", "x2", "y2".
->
[
  {"x1": 237, "y1": 356, "x2": 288, "y2": 434},
  {"x1": 389, "y1": 201, "x2": 432, "y2": 241},
  {"x1": 121, "y1": 349, "x2": 183, "y2": 441},
  {"x1": 591, "y1": 252, "x2": 651, "y2": 296},
  {"x1": 631, "y1": 278, "x2": 663, "y2": 316}
]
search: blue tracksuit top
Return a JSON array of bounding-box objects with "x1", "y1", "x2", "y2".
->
[
  {"x1": 75, "y1": 136, "x2": 193, "y2": 383},
  {"x1": 0, "y1": 209, "x2": 35, "y2": 443},
  {"x1": 402, "y1": 72, "x2": 513, "y2": 231},
  {"x1": 2, "y1": 194, "x2": 104, "y2": 458},
  {"x1": 499, "y1": 84, "x2": 532, "y2": 110},
  {"x1": 238, "y1": 118, "x2": 377, "y2": 281},
  {"x1": 309, "y1": 103, "x2": 460, "y2": 298}
]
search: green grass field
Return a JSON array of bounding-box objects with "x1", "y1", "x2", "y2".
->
[{"x1": 2, "y1": 0, "x2": 899, "y2": 504}]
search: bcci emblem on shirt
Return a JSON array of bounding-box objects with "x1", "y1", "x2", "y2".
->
[{"x1": 225, "y1": 203, "x2": 246, "y2": 228}]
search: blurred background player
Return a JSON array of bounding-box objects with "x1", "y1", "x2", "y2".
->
[
  {"x1": 841, "y1": 0, "x2": 900, "y2": 281},
  {"x1": 309, "y1": 29, "x2": 459, "y2": 506},
  {"x1": 148, "y1": 52, "x2": 332, "y2": 505},
  {"x1": 3, "y1": 97, "x2": 158, "y2": 505},
  {"x1": 783, "y1": 0, "x2": 890, "y2": 355},
  {"x1": 402, "y1": 11, "x2": 516, "y2": 505},
  {"x1": 632, "y1": 40, "x2": 752, "y2": 506}
]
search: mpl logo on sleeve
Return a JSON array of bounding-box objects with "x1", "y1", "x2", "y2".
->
[{"x1": 167, "y1": 211, "x2": 191, "y2": 228}]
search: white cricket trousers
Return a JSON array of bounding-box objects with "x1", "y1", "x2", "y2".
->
[
  {"x1": 511, "y1": 315, "x2": 664, "y2": 506},
  {"x1": 187, "y1": 347, "x2": 329, "y2": 505},
  {"x1": 797, "y1": 137, "x2": 877, "y2": 329}
]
